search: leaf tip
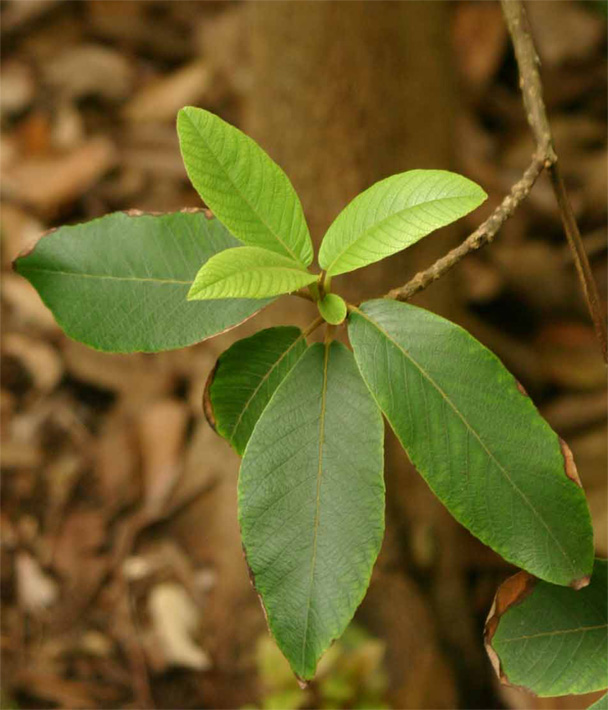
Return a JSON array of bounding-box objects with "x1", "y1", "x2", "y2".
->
[
  {"x1": 569, "y1": 574, "x2": 591, "y2": 591},
  {"x1": 295, "y1": 675, "x2": 311, "y2": 690}
]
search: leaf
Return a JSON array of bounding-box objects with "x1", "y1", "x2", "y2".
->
[
  {"x1": 239, "y1": 341, "x2": 385, "y2": 681},
  {"x1": 317, "y1": 293, "x2": 347, "y2": 325},
  {"x1": 319, "y1": 170, "x2": 487, "y2": 276},
  {"x1": 485, "y1": 559, "x2": 607, "y2": 696},
  {"x1": 205, "y1": 326, "x2": 308, "y2": 455},
  {"x1": 348, "y1": 299, "x2": 594, "y2": 587},
  {"x1": 177, "y1": 107, "x2": 313, "y2": 267},
  {"x1": 188, "y1": 247, "x2": 317, "y2": 300},
  {"x1": 14, "y1": 211, "x2": 272, "y2": 353}
]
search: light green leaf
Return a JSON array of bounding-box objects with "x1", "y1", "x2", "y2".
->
[
  {"x1": 486, "y1": 560, "x2": 607, "y2": 696},
  {"x1": 239, "y1": 341, "x2": 385, "y2": 681},
  {"x1": 205, "y1": 326, "x2": 308, "y2": 455},
  {"x1": 14, "y1": 211, "x2": 272, "y2": 353},
  {"x1": 348, "y1": 299, "x2": 594, "y2": 587},
  {"x1": 318, "y1": 293, "x2": 347, "y2": 325},
  {"x1": 319, "y1": 170, "x2": 487, "y2": 276},
  {"x1": 188, "y1": 246, "x2": 317, "y2": 300},
  {"x1": 177, "y1": 107, "x2": 313, "y2": 267}
]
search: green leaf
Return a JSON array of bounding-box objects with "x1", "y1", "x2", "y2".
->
[
  {"x1": 188, "y1": 246, "x2": 317, "y2": 300},
  {"x1": 239, "y1": 341, "x2": 385, "y2": 681},
  {"x1": 319, "y1": 170, "x2": 487, "y2": 276},
  {"x1": 348, "y1": 299, "x2": 594, "y2": 587},
  {"x1": 177, "y1": 107, "x2": 313, "y2": 267},
  {"x1": 14, "y1": 211, "x2": 272, "y2": 353},
  {"x1": 318, "y1": 293, "x2": 347, "y2": 325},
  {"x1": 205, "y1": 326, "x2": 308, "y2": 455},
  {"x1": 485, "y1": 560, "x2": 607, "y2": 696}
]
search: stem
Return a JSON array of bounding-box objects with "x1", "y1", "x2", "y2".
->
[
  {"x1": 502, "y1": 0, "x2": 606, "y2": 362},
  {"x1": 303, "y1": 315, "x2": 324, "y2": 339},
  {"x1": 386, "y1": 156, "x2": 545, "y2": 302},
  {"x1": 547, "y1": 160, "x2": 607, "y2": 363},
  {"x1": 379, "y1": 0, "x2": 607, "y2": 363},
  {"x1": 292, "y1": 287, "x2": 315, "y2": 302}
]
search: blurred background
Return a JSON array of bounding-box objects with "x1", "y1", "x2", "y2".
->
[{"x1": 1, "y1": 1, "x2": 606, "y2": 708}]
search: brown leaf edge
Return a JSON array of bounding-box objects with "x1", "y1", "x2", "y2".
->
[
  {"x1": 559, "y1": 437, "x2": 583, "y2": 489},
  {"x1": 484, "y1": 570, "x2": 538, "y2": 690},
  {"x1": 12, "y1": 207, "x2": 272, "y2": 354},
  {"x1": 12, "y1": 207, "x2": 213, "y2": 264},
  {"x1": 202, "y1": 360, "x2": 219, "y2": 433}
]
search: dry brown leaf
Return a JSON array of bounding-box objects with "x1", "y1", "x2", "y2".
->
[
  {"x1": 2, "y1": 136, "x2": 117, "y2": 214},
  {"x1": 2, "y1": 273, "x2": 60, "y2": 333},
  {"x1": 0, "y1": 61, "x2": 35, "y2": 117},
  {"x1": 452, "y1": 2, "x2": 507, "y2": 90},
  {"x1": 44, "y1": 43, "x2": 135, "y2": 102},
  {"x1": 148, "y1": 582, "x2": 211, "y2": 671},
  {"x1": 15, "y1": 551, "x2": 58, "y2": 613},
  {"x1": 535, "y1": 323, "x2": 607, "y2": 390},
  {"x1": 123, "y1": 61, "x2": 211, "y2": 124},
  {"x1": 527, "y1": 1, "x2": 605, "y2": 67},
  {"x1": 12, "y1": 669, "x2": 97, "y2": 709},
  {"x1": 50, "y1": 103, "x2": 85, "y2": 152},
  {"x1": 95, "y1": 408, "x2": 139, "y2": 515},
  {"x1": 61, "y1": 341, "x2": 173, "y2": 402},
  {"x1": 2, "y1": 333, "x2": 63, "y2": 393},
  {"x1": 0, "y1": 202, "x2": 45, "y2": 269},
  {"x1": 137, "y1": 398, "x2": 189, "y2": 520}
]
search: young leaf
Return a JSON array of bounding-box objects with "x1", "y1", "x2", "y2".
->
[
  {"x1": 485, "y1": 559, "x2": 607, "y2": 696},
  {"x1": 317, "y1": 293, "x2": 347, "y2": 325},
  {"x1": 348, "y1": 299, "x2": 594, "y2": 587},
  {"x1": 188, "y1": 247, "x2": 317, "y2": 300},
  {"x1": 319, "y1": 170, "x2": 487, "y2": 276},
  {"x1": 177, "y1": 107, "x2": 313, "y2": 267},
  {"x1": 14, "y1": 211, "x2": 272, "y2": 353},
  {"x1": 205, "y1": 326, "x2": 308, "y2": 455},
  {"x1": 239, "y1": 341, "x2": 385, "y2": 681}
]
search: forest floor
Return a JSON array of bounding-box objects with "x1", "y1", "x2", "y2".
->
[{"x1": 1, "y1": 2, "x2": 606, "y2": 709}]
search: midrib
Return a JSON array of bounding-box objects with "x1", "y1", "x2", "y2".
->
[
  {"x1": 300, "y1": 341, "x2": 330, "y2": 671},
  {"x1": 353, "y1": 307, "x2": 576, "y2": 578}
]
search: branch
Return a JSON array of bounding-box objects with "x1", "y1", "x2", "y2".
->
[
  {"x1": 502, "y1": 0, "x2": 607, "y2": 363},
  {"x1": 383, "y1": 0, "x2": 607, "y2": 363},
  {"x1": 386, "y1": 156, "x2": 545, "y2": 302}
]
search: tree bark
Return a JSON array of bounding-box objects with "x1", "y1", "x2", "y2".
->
[{"x1": 246, "y1": 3, "x2": 481, "y2": 708}]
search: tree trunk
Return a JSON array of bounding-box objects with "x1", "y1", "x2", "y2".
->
[{"x1": 246, "y1": 3, "x2": 484, "y2": 708}]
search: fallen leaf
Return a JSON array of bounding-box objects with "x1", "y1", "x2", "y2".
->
[
  {"x1": 137, "y1": 398, "x2": 189, "y2": 520},
  {"x1": 148, "y1": 582, "x2": 211, "y2": 671},
  {"x1": 2, "y1": 136, "x2": 117, "y2": 214},
  {"x1": 44, "y1": 43, "x2": 135, "y2": 102},
  {"x1": 123, "y1": 61, "x2": 211, "y2": 124},
  {"x1": 15, "y1": 551, "x2": 58, "y2": 613},
  {"x1": 2, "y1": 333, "x2": 63, "y2": 393}
]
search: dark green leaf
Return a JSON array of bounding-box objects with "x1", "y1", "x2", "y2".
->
[
  {"x1": 14, "y1": 211, "x2": 271, "y2": 353},
  {"x1": 348, "y1": 299, "x2": 594, "y2": 587},
  {"x1": 188, "y1": 246, "x2": 317, "y2": 300},
  {"x1": 205, "y1": 326, "x2": 308, "y2": 455},
  {"x1": 239, "y1": 341, "x2": 385, "y2": 681},
  {"x1": 177, "y1": 107, "x2": 313, "y2": 267},
  {"x1": 485, "y1": 560, "x2": 607, "y2": 696},
  {"x1": 319, "y1": 170, "x2": 486, "y2": 276}
]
